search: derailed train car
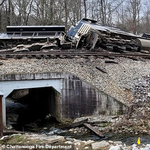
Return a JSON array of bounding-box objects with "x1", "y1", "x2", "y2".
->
[
  {"x1": 0, "y1": 25, "x2": 65, "y2": 48},
  {"x1": 0, "y1": 18, "x2": 150, "y2": 52},
  {"x1": 62, "y1": 18, "x2": 141, "y2": 52}
]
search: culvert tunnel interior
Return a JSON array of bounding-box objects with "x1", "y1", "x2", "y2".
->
[{"x1": 6, "y1": 87, "x2": 60, "y2": 131}]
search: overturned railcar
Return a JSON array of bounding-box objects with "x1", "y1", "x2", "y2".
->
[
  {"x1": 6, "y1": 26, "x2": 65, "y2": 38},
  {"x1": 65, "y1": 18, "x2": 141, "y2": 52},
  {"x1": 0, "y1": 25, "x2": 65, "y2": 48}
]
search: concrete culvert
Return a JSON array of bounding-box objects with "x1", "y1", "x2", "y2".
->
[{"x1": 6, "y1": 87, "x2": 60, "y2": 132}]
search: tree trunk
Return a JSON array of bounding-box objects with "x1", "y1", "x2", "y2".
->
[
  {"x1": 83, "y1": 0, "x2": 87, "y2": 18},
  {"x1": 50, "y1": 0, "x2": 54, "y2": 24},
  {"x1": 100, "y1": 0, "x2": 105, "y2": 25},
  {"x1": 0, "y1": 8, "x2": 1, "y2": 32},
  {"x1": 64, "y1": 0, "x2": 68, "y2": 28}
]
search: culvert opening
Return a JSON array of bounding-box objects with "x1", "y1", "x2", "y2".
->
[{"x1": 6, "y1": 87, "x2": 60, "y2": 132}]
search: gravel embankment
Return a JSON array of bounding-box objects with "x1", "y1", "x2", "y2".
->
[{"x1": 0, "y1": 57, "x2": 150, "y2": 105}]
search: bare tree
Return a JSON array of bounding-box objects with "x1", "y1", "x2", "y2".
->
[
  {"x1": 64, "y1": 0, "x2": 68, "y2": 28},
  {"x1": 49, "y1": 0, "x2": 55, "y2": 24},
  {"x1": 126, "y1": 0, "x2": 141, "y2": 34},
  {"x1": 0, "y1": 0, "x2": 6, "y2": 31},
  {"x1": 12, "y1": 0, "x2": 34, "y2": 25},
  {"x1": 0, "y1": 0, "x2": 149, "y2": 35},
  {"x1": 140, "y1": 2, "x2": 150, "y2": 33},
  {"x1": 0, "y1": 0, "x2": 16, "y2": 31},
  {"x1": 99, "y1": 0, "x2": 106, "y2": 25}
]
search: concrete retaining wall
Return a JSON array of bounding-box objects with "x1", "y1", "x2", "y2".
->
[{"x1": 0, "y1": 72, "x2": 128, "y2": 125}]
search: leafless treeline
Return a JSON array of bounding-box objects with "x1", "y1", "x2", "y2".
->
[{"x1": 0, "y1": 0, "x2": 150, "y2": 34}]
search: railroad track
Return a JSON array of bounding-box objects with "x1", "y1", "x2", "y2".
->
[{"x1": 0, "y1": 50, "x2": 150, "y2": 59}]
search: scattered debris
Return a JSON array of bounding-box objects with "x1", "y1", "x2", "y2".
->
[
  {"x1": 105, "y1": 56, "x2": 115, "y2": 59},
  {"x1": 3, "y1": 129, "x2": 25, "y2": 135},
  {"x1": 0, "y1": 57, "x2": 8, "y2": 60},
  {"x1": 105, "y1": 60, "x2": 118, "y2": 64},
  {"x1": 91, "y1": 141, "x2": 109, "y2": 150},
  {"x1": 41, "y1": 44, "x2": 57, "y2": 50},
  {"x1": 35, "y1": 54, "x2": 42, "y2": 59},
  {"x1": 95, "y1": 67, "x2": 107, "y2": 74},
  {"x1": 17, "y1": 45, "x2": 25, "y2": 49},
  {"x1": 13, "y1": 48, "x2": 29, "y2": 53},
  {"x1": 1, "y1": 18, "x2": 150, "y2": 53},
  {"x1": 27, "y1": 43, "x2": 43, "y2": 51},
  {"x1": 61, "y1": 42, "x2": 72, "y2": 49},
  {"x1": 83, "y1": 123, "x2": 104, "y2": 138},
  {"x1": 0, "y1": 48, "x2": 14, "y2": 52}
]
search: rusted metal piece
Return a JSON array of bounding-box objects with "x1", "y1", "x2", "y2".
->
[
  {"x1": 0, "y1": 92, "x2": 3, "y2": 137},
  {"x1": 83, "y1": 123, "x2": 104, "y2": 138}
]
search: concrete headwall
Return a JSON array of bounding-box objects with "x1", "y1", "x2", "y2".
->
[
  {"x1": 0, "y1": 72, "x2": 128, "y2": 125},
  {"x1": 61, "y1": 74, "x2": 127, "y2": 119}
]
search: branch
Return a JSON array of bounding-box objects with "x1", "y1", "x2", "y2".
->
[
  {"x1": 25, "y1": 0, "x2": 34, "y2": 25},
  {"x1": 0, "y1": 0, "x2": 6, "y2": 6},
  {"x1": 110, "y1": 0, "x2": 124, "y2": 13}
]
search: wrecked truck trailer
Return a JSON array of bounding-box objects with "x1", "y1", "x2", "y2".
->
[{"x1": 64, "y1": 18, "x2": 141, "y2": 52}]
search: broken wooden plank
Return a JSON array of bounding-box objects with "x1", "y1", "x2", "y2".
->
[
  {"x1": 95, "y1": 67, "x2": 107, "y2": 74},
  {"x1": 67, "y1": 118, "x2": 88, "y2": 128},
  {"x1": 83, "y1": 123, "x2": 104, "y2": 138}
]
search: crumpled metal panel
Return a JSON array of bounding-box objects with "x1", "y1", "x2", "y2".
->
[{"x1": 67, "y1": 18, "x2": 137, "y2": 39}]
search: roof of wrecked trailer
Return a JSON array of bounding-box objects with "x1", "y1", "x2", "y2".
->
[{"x1": 81, "y1": 18, "x2": 137, "y2": 37}]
